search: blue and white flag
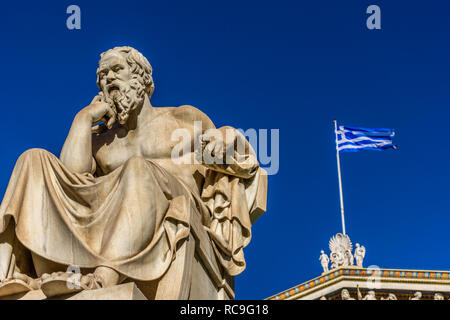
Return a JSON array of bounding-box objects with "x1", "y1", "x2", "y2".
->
[{"x1": 336, "y1": 125, "x2": 397, "y2": 153}]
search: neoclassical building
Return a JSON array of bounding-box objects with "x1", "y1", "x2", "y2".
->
[{"x1": 266, "y1": 233, "x2": 450, "y2": 300}]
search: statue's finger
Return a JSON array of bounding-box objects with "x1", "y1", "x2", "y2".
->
[
  {"x1": 201, "y1": 131, "x2": 215, "y2": 141},
  {"x1": 214, "y1": 143, "x2": 223, "y2": 157},
  {"x1": 106, "y1": 106, "x2": 116, "y2": 119},
  {"x1": 106, "y1": 115, "x2": 116, "y2": 129},
  {"x1": 205, "y1": 142, "x2": 214, "y2": 155},
  {"x1": 199, "y1": 133, "x2": 208, "y2": 142}
]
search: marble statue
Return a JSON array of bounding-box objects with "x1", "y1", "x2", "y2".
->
[
  {"x1": 348, "y1": 250, "x2": 354, "y2": 266},
  {"x1": 381, "y1": 293, "x2": 397, "y2": 300},
  {"x1": 357, "y1": 285, "x2": 376, "y2": 300},
  {"x1": 410, "y1": 291, "x2": 422, "y2": 300},
  {"x1": 354, "y1": 243, "x2": 365, "y2": 267},
  {"x1": 319, "y1": 250, "x2": 329, "y2": 273},
  {"x1": 329, "y1": 233, "x2": 353, "y2": 269},
  {"x1": 0, "y1": 46, "x2": 267, "y2": 299},
  {"x1": 434, "y1": 293, "x2": 444, "y2": 300},
  {"x1": 341, "y1": 289, "x2": 355, "y2": 300},
  {"x1": 362, "y1": 291, "x2": 377, "y2": 300}
]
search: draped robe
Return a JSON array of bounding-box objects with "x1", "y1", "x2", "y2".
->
[{"x1": 0, "y1": 124, "x2": 265, "y2": 282}]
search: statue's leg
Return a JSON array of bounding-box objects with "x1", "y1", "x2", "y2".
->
[
  {"x1": 91, "y1": 266, "x2": 123, "y2": 287},
  {"x1": 33, "y1": 254, "x2": 117, "y2": 297},
  {"x1": 0, "y1": 218, "x2": 40, "y2": 297},
  {"x1": 0, "y1": 217, "x2": 14, "y2": 281},
  {"x1": 40, "y1": 266, "x2": 124, "y2": 298}
]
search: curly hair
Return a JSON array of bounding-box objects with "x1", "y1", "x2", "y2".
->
[{"x1": 96, "y1": 46, "x2": 155, "y2": 97}]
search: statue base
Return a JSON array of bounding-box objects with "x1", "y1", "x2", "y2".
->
[{"x1": 1, "y1": 282, "x2": 147, "y2": 300}]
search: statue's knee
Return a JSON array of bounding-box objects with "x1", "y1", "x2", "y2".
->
[{"x1": 19, "y1": 148, "x2": 49, "y2": 161}]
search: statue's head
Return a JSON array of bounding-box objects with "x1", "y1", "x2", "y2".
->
[
  {"x1": 320, "y1": 250, "x2": 324, "y2": 254},
  {"x1": 341, "y1": 289, "x2": 350, "y2": 299},
  {"x1": 356, "y1": 243, "x2": 360, "y2": 248},
  {"x1": 96, "y1": 46, "x2": 154, "y2": 125},
  {"x1": 434, "y1": 293, "x2": 444, "y2": 300}
]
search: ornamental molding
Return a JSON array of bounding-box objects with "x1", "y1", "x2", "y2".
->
[{"x1": 266, "y1": 267, "x2": 450, "y2": 300}]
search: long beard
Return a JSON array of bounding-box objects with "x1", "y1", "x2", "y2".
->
[{"x1": 105, "y1": 80, "x2": 145, "y2": 125}]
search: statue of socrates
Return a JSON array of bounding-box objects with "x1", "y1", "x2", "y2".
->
[{"x1": 0, "y1": 46, "x2": 266, "y2": 298}]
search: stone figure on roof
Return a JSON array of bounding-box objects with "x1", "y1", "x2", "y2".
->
[
  {"x1": 319, "y1": 250, "x2": 330, "y2": 273},
  {"x1": 354, "y1": 243, "x2": 366, "y2": 267}
]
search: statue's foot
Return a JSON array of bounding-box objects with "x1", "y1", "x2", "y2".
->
[
  {"x1": 0, "y1": 271, "x2": 39, "y2": 298},
  {"x1": 40, "y1": 271, "x2": 102, "y2": 298}
]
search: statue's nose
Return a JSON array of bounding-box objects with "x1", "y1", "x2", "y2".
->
[{"x1": 106, "y1": 70, "x2": 115, "y2": 82}]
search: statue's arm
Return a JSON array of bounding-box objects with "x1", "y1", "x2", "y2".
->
[
  {"x1": 60, "y1": 111, "x2": 95, "y2": 174},
  {"x1": 173, "y1": 105, "x2": 259, "y2": 179},
  {"x1": 60, "y1": 95, "x2": 116, "y2": 174},
  {"x1": 201, "y1": 126, "x2": 259, "y2": 179}
]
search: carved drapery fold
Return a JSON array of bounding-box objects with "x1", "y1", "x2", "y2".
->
[
  {"x1": 0, "y1": 149, "x2": 191, "y2": 282},
  {"x1": 201, "y1": 127, "x2": 263, "y2": 276}
]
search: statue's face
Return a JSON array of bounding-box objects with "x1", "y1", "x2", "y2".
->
[
  {"x1": 98, "y1": 53, "x2": 131, "y2": 98},
  {"x1": 332, "y1": 251, "x2": 344, "y2": 265},
  {"x1": 98, "y1": 52, "x2": 145, "y2": 125},
  {"x1": 341, "y1": 290, "x2": 349, "y2": 299}
]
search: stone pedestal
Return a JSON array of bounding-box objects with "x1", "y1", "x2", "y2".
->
[
  {"x1": 2, "y1": 283, "x2": 146, "y2": 300},
  {"x1": 64, "y1": 283, "x2": 147, "y2": 300}
]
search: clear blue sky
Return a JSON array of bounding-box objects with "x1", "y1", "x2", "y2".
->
[{"x1": 1, "y1": 0, "x2": 450, "y2": 299}]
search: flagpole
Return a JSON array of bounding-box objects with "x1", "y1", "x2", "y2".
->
[{"x1": 334, "y1": 120, "x2": 346, "y2": 235}]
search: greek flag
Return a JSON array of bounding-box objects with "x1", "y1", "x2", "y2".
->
[{"x1": 336, "y1": 125, "x2": 397, "y2": 153}]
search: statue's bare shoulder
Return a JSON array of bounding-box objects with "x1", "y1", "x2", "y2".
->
[{"x1": 157, "y1": 105, "x2": 216, "y2": 130}]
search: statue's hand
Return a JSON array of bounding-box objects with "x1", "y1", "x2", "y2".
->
[
  {"x1": 200, "y1": 129, "x2": 225, "y2": 163},
  {"x1": 80, "y1": 93, "x2": 117, "y2": 133},
  {"x1": 200, "y1": 128, "x2": 236, "y2": 163}
]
